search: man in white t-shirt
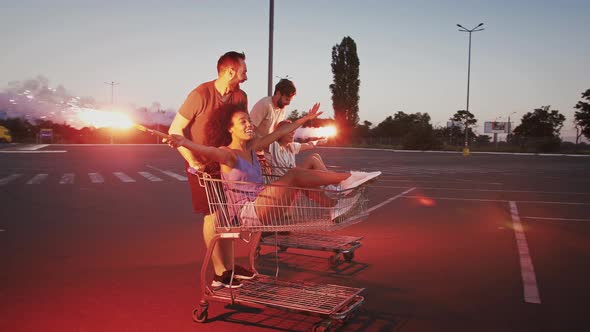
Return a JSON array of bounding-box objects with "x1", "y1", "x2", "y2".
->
[
  {"x1": 250, "y1": 79, "x2": 297, "y2": 168},
  {"x1": 250, "y1": 79, "x2": 296, "y2": 138}
]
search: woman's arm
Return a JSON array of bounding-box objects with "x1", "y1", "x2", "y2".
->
[
  {"x1": 251, "y1": 102, "x2": 322, "y2": 151},
  {"x1": 171, "y1": 134, "x2": 235, "y2": 166},
  {"x1": 298, "y1": 142, "x2": 315, "y2": 152}
]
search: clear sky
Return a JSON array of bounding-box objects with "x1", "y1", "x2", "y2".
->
[{"x1": 1, "y1": 0, "x2": 588, "y2": 139}]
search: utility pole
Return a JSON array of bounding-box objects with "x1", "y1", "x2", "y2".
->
[
  {"x1": 104, "y1": 81, "x2": 119, "y2": 104},
  {"x1": 267, "y1": 0, "x2": 274, "y2": 96},
  {"x1": 457, "y1": 23, "x2": 484, "y2": 153},
  {"x1": 104, "y1": 81, "x2": 119, "y2": 144}
]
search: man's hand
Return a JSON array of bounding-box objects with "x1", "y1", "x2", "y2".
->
[
  {"x1": 304, "y1": 102, "x2": 322, "y2": 121},
  {"x1": 315, "y1": 138, "x2": 328, "y2": 145}
]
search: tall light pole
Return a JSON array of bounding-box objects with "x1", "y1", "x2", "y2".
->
[
  {"x1": 104, "y1": 81, "x2": 119, "y2": 104},
  {"x1": 457, "y1": 23, "x2": 484, "y2": 150},
  {"x1": 104, "y1": 81, "x2": 119, "y2": 144},
  {"x1": 267, "y1": 0, "x2": 274, "y2": 96},
  {"x1": 507, "y1": 111, "x2": 517, "y2": 141}
]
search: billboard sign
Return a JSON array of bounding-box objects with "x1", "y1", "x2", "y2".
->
[
  {"x1": 484, "y1": 121, "x2": 509, "y2": 134},
  {"x1": 40, "y1": 128, "x2": 53, "y2": 138}
]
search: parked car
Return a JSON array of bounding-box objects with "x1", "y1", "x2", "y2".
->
[{"x1": 0, "y1": 125, "x2": 12, "y2": 143}]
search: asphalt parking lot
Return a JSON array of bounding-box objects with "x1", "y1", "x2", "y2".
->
[{"x1": 1, "y1": 144, "x2": 589, "y2": 331}]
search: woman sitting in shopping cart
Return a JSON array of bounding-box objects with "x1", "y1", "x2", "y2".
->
[{"x1": 169, "y1": 103, "x2": 380, "y2": 226}]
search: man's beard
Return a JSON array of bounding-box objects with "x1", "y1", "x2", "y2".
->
[{"x1": 276, "y1": 100, "x2": 285, "y2": 108}]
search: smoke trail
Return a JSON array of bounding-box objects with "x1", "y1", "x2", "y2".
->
[{"x1": 0, "y1": 76, "x2": 175, "y2": 127}]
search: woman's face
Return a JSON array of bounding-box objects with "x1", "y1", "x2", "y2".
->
[{"x1": 229, "y1": 111, "x2": 255, "y2": 141}]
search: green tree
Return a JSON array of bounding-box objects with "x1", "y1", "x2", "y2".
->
[
  {"x1": 286, "y1": 109, "x2": 300, "y2": 121},
  {"x1": 451, "y1": 110, "x2": 477, "y2": 145},
  {"x1": 476, "y1": 134, "x2": 491, "y2": 144},
  {"x1": 0, "y1": 117, "x2": 35, "y2": 142},
  {"x1": 371, "y1": 111, "x2": 431, "y2": 138},
  {"x1": 371, "y1": 111, "x2": 440, "y2": 149},
  {"x1": 574, "y1": 89, "x2": 590, "y2": 142},
  {"x1": 354, "y1": 120, "x2": 372, "y2": 139},
  {"x1": 330, "y1": 36, "x2": 360, "y2": 144},
  {"x1": 512, "y1": 105, "x2": 565, "y2": 152}
]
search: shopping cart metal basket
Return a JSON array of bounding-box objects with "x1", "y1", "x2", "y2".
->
[
  {"x1": 256, "y1": 167, "x2": 367, "y2": 267},
  {"x1": 193, "y1": 170, "x2": 371, "y2": 330}
]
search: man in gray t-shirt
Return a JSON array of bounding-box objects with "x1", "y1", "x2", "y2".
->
[{"x1": 250, "y1": 79, "x2": 296, "y2": 165}]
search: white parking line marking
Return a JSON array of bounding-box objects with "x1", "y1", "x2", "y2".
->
[
  {"x1": 379, "y1": 179, "x2": 503, "y2": 185},
  {"x1": 113, "y1": 172, "x2": 136, "y2": 183},
  {"x1": 0, "y1": 174, "x2": 22, "y2": 185},
  {"x1": 138, "y1": 171, "x2": 163, "y2": 182},
  {"x1": 373, "y1": 185, "x2": 590, "y2": 196},
  {"x1": 89, "y1": 173, "x2": 104, "y2": 183},
  {"x1": 522, "y1": 216, "x2": 590, "y2": 222},
  {"x1": 26, "y1": 173, "x2": 48, "y2": 184},
  {"x1": 367, "y1": 188, "x2": 416, "y2": 214},
  {"x1": 59, "y1": 173, "x2": 75, "y2": 184},
  {"x1": 509, "y1": 201, "x2": 541, "y2": 304},
  {"x1": 146, "y1": 165, "x2": 187, "y2": 181},
  {"x1": 18, "y1": 144, "x2": 49, "y2": 150},
  {"x1": 0, "y1": 150, "x2": 67, "y2": 153},
  {"x1": 160, "y1": 170, "x2": 187, "y2": 181},
  {"x1": 402, "y1": 196, "x2": 590, "y2": 206}
]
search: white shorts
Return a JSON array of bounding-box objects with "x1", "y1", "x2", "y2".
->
[{"x1": 239, "y1": 201, "x2": 262, "y2": 227}]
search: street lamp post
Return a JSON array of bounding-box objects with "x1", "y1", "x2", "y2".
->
[
  {"x1": 507, "y1": 111, "x2": 516, "y2": 135},
  {"x1": 267, "y1": 0, "x2": 274, "y2": 97},
  {"x1": 493, "y1": 116, "x2": 503, "y2": 147},
  {"x1": 507, "y1": 111, "x2": 517, "y2": 143},
  {"x1": 104, "y1": 81, "x2": 119, "y2": 144},
  {"x1": 457, "y1": 23, "x2": 484, "y2": 151}
]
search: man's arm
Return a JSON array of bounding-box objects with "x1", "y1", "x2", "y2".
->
[
  {"x1": 252, "y1": 103, "x2": 321, "y2": 151},
  {"x1": 250, "y1": 99, "x2": 269, "y2": 137},
  {"x1": 168, "y1": 112, "x2": 202, "y2": 168}
]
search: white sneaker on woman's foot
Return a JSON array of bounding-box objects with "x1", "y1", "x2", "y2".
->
[
  {"x1": 330, "y1": 191, "x2": 362, "y2": 220},
  {"x1": 340, "y1": 171, "x2": 382, "y2": 191}
]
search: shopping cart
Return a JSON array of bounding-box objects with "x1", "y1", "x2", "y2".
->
[
  {"x1": 193, "y1": 171, "x2": 370, "y2": 331},
  {"x1": 257, "y1": 167, "x2": 365, "y2": 267}
]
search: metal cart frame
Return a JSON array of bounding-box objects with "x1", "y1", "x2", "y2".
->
[
  {"x1": 257, "y1": 166, "x2": 366, "y2": 267},
  {"x1": 192, "y1": 171, "x2": 370, "y2": 331}
]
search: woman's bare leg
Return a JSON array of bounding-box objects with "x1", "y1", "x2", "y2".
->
[
  {"x1": 299, "y1": 153, "x2": 328, "y2": 171},
  {"x1": 254, "y1": 168, "x2": 350, "y2": 223}
]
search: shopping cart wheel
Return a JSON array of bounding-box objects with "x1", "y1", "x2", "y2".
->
[
  {"x1": 192, "y1": 301, "x2": 208, "y2": 323},
  {"x1": 192, "y1": 307, "x2": 208, "y2": 323},
  {"x1": 329, "y1": 254, "x2": 342, "y2": 267},
  {"x1": 343, "y1": 251, "x2": 354, "y2": 262},
  {"x1": 312, "y1": 320, "x2": 332, "y2": 332}
]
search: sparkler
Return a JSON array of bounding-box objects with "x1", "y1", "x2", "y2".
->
[{"x1": 134, "y1": 124, "x2": 172, "y2": 140}]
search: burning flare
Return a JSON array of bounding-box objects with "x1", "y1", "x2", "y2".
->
[
  {"x1": 295, "y1": 125, "x2": 337, "y2": 139},
  {"x1": 76, "y1": 109, "x2": 134, "y2": 129}
]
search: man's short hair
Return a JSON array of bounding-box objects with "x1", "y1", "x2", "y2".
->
[
  {"x1": 217, "y1": 51, "x2": 246, "y2": 74},
  {"x1": 274, "y1": 119, "x2": 293, "y2": 131},
  {"x1": 274, "y1": 79, "x2": 296, "y2": 97}
]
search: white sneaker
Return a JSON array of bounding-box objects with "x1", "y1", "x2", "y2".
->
[
  {"x1": 323, "y1": 184, "x2": 341, "y2": 192},
  {"x1": 340, "y1": 171, "x2": 381, "y2": 191},
  {"x1": 330, "y1": 191, "x2": 362, "y2": 221}
]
